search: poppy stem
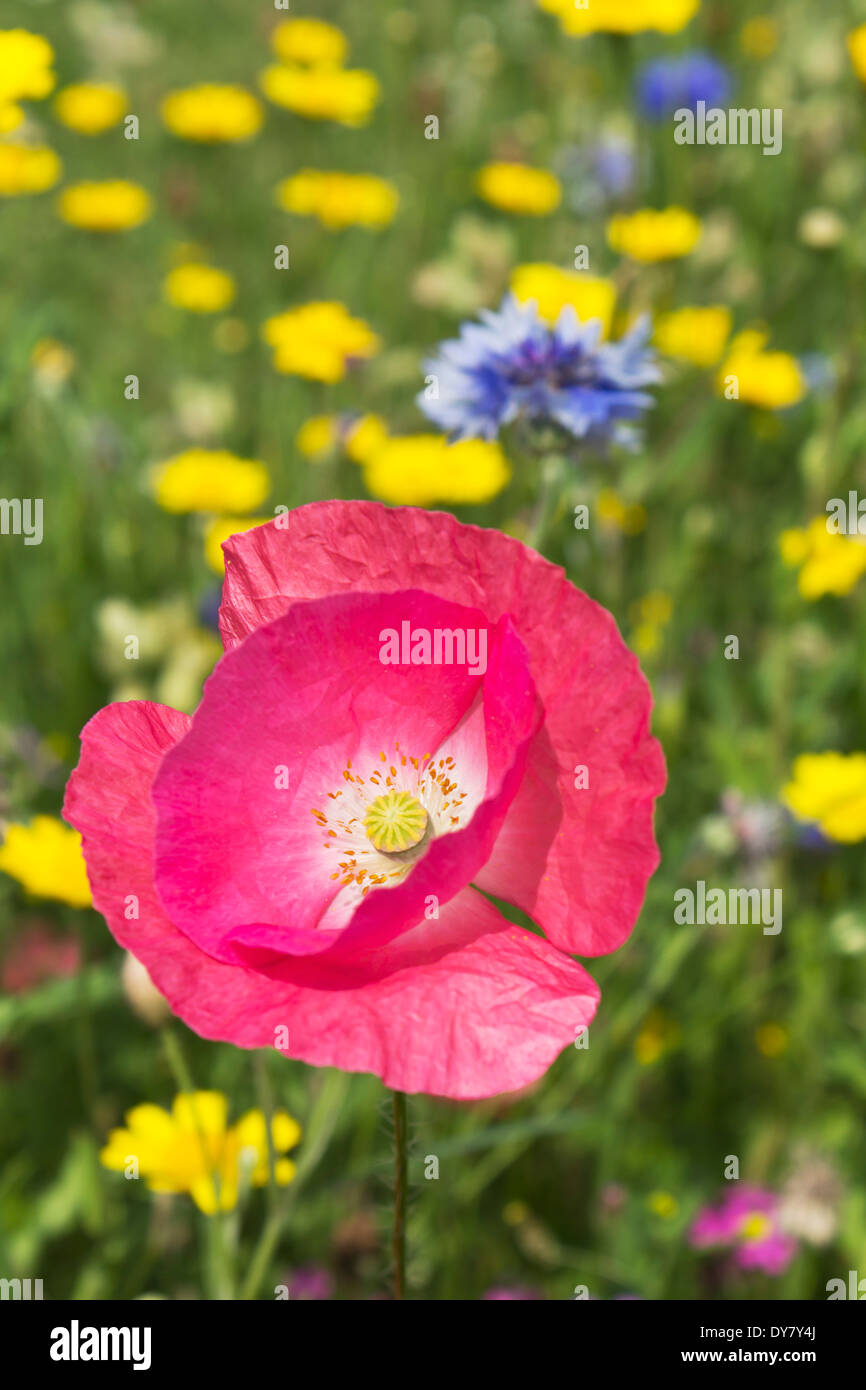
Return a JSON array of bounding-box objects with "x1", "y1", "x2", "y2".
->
[{"x1": 392, "y1": 1090, "x2": 408, "y2": 1300}]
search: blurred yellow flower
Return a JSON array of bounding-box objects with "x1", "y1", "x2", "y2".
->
[
  {"x1": 718, "y1": 330, "x2": 805, "y2": 409},
  {"x1": 260, "y1": 64, "x2": 380, "y2": 126},
  {"x1": 538, "y1": 0, "x2": 699, "y2": 37},
  {"x1": 54, "y1": 82, "x2": 126, "y2": 134},
  {"x1": 204, "y1": 516, "x2": 270, "y2": 573},
  {"x1": 0, "y1": 103, "x2": 23, "y2": 134},
  {"x1": 161, "y1": 84, "x2": 263, "y2": 142},
  {"x1": 271, "y1": 18, "x2": 348, "y2": 67},
  {"x1": 848, "y1": 25, "x2": 866, "y2": 85},
  {"x1": 362, "y1": 434, "x2": 510, "y2": 506},
  {"x1": 263, "y1": 302, "x2": 380, "y2": 382},
  {"x1": 634, "y1": 1008, "x2": 679, "y2": 1064},
  {"x1": 0, "y1": 816, "x2": 91, "y2": 907},
  {"x1": 345, "y1": 413, "x2": 389, "y2": 464},
  {"x1": 164, "y1": 263, "x2": 236, "y2": 314},
  {"x1": 296, "y1": 415, "x2": 338, "y2": 457},
  {"x1": 57, "y1": 179, "x2": 152, "y2": 231},
  {"x1": 510, "y1": 263, "x2": 615, "y2": 336},
  {"x1": 740, "y1": 17, "x2": 780, "y2": 59},
  {"x1": 782, "y1": 753, "x2": 866, "y2": 843},
  {"x1": 629, "y1": 591, "x2": 673, "y2": 657},
  {"x1": 476, "y1": 162, "x2": 561, "y2": 216},
  {"x1": 30, "y1": 337, "x2": 75, "y2": 388},
  {"x1": 780, "y1": 517, "x2": 866, "y2": 598},
  {"x1": 100, "y1": 1091, "x2": 301, "y2": 1214},
  {"x1": 654, "y1": 306, "x2": 732, "y2": 367},
  {"x1": 597, "y1": 488, "x2": 647, "y2": 535},
  {"x1": 277, "y1": 169, "x2": 398, "y2": 229},
  {"x1": 720, "y1": 328, "x2": 805, "y2": 409},
  {"x1": 647, "y1": 1190, "x2": 679, "y2": 1218},
  {"x1": 607, "y1": 207, "x2": 701, "y2": 262},
  {"x1": 0, "y1": 30, "x2": 55, "y2": 102},
  {"x1": 152, "y1": 448, "x2": 270, "y2": 514},
  {"x1": 0, "y1": 143, "x2": 61, "y2": 196},
  {"x1": 755, "y1": 1023, "x2": 788, "y2": 1058}
]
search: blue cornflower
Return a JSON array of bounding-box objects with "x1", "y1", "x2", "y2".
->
[
  {"x1": 637, "y1": 52, "x2": 732, "y2": 121},
  {"x1": 417, "y1": 294, "x2": 661, "y2": 450}
]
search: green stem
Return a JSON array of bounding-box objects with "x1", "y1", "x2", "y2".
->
[
  {"x1": 527, "y1": 455, "x2": 568, "y2": 551},
  {"x1": 392, "y1": 1090, "x2": 408, "y2": 1300}
]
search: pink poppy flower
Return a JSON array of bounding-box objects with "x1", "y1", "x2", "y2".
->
[
  {"x1": 64, "y1": 502, "x2": 664, "y2": 1099},
  {"x1": 690, "y1": 1185, "x2": 797, "y2": 1276}
]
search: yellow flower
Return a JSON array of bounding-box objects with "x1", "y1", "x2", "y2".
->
[
  {"x1": 345, "y1": 413, "x2": 389, "y2": 463},
  {"x1": 362, "y1": 434, "x2": 510, "y2": 506},
  {"x1": 296, "y1": 415, "x2": 338, "y2": 457},
  {"x1": 755, "y1": 1023, "x2": 788, "y2": 1058},
  {"x1": 0, "y1": 30, "x2": 56, "y2": 102},
  {"x1": 510, "y1": 262, "x2": 615, "y2": 336},
  {"x1": 476, "y1": 162, "x2": 561, "y2": 216},
  {"x1": 740, "y1": 17, "x2": 780, "y2": 59},
  {"x1": 634, "y1": 1008, "x2": 678, "y2": 1064},
  {"x1": 597, "y1": 488, "x2": 647, "y2": 535},
  {"x1": 54, "y1": 82, "x2": 127, "y2": 135},
  {"x1": 0, "y1": 103, "x2": 23, "y2": 134},
  {"x1": 151, "y1": 448, "x2": 270, "y2": 514},
  {"x1": 538, "y1": 0, "x2": 699, "y2": 36},
  {"x1": 164, "y1": 263, "x2": 236, "y2": 314},
  {"x1": 57, "y1": 179, "x2": 152, "y2": 231},
  {"x1": 647, "y1": 1190, "x2": 679, "y2": 1218},
  {"x1": 263, "y1": 302, "x2": 380, "y2": 382},
  {"x1": 161, "y1": 84, "x2": 263, "y2": 142},
  {"x1": 0, "y1": 143, "x2": 61, "y2": 196},
  {"x1": 271, "y1": 18, "x2": 348, "y2": 67},
  {"x1": 260, "y1": 64, "x2": 380, "y2": 126},
  {"x1": 607, "y1": 206, "x2": 701, "y2": 262},
  {"x1": 848, "y1": 25, "x2": 866, "y2": 85},
  {"x1": 782, "y1": 753, "x2": 866, "y2": 843},
  {"x1": 204, "y1": 516, "x2": 270, "y2": 573},
  {"x1": 718, "y1": 330, "x2": 805, "y2": 410},
  {"x1": 276, "y1": 169, "x2": 398, "y2": 229},
  {"x1": 0, "y1": 816, "x2": 91, "y2": 907},
  {"x1": 30, "y1": 337, "x2": 75, "y2": 388},
  {"x1": 780, "y1": 517, "x2": 866, "y2": 598},
  {"x1": 654, "y1": 306, "x2": 732, "y2": 367},
  {"x1": 100, "y1": 1091, "x2": 301, "y2": 1214}
]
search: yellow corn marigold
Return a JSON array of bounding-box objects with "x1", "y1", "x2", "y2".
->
[
  {"x1": 362, "y1": 434, "x2": 510, "y2": 506},
  {"x1": 276, "y1": 169, "x2": 398, "y2": 229},
  {"x1": 0, "y1": 816, "x2": 91, "y2": 907},
  {"x1": 151, "y1": 448, "x2": 270, "y2": 514},
  {"x1": 476, "y1": 162, "x2": 561, "y2": 216},
  {"x1": 100, "y1": 1091, "x2": 301, "y2": 1214},
  {"x1": 262, "y1": 301, "x2": 380, "y2": 382},
  {"x1": 0, "y1": 142, "x2": 61, "y2": 196},
  {"x1": 271, "y1": 18, "x2": 348, "y2": 67},
  {"x1": 781, "y1": 752, "x2": 866, "y2": 844},
  {"x1": 718, "y1": 330, "x2": 805, "y2": 410},
  {"x1": 607, "y1": 206, "x2": 701, "y2": 262},
  {"x1": 54, "y1": 82, "x2": 127, "y2": 135},
  {"x1": 0, "y1": 30, "x2": 56, "y2": 102},
  {"x1": 654, "y1": 305, "x2": 732, "y2": 367},
  {"x1": 510, "y1": 262, "x2": 615, "y2": 336},
  {"x1": 538, "y1": 0, "x2": 699, "y2": 36},
  {"x1": 57, "y1": 179, "x2": 152, "y2": 231},
  {"x1": 779, "y1": 517, "x2": 866, "y2": 598},
  {"x1": 164, "y1": 263, "x2": 236, "y2": 314},
  {"x1": 161, "y1": 84, "x2": 263, "y2": 142},
  {"x1": 260, "y1": 64, "x2": 380, "y2": 126}
]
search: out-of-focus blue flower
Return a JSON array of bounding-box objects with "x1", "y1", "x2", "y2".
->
[
  {"x1": 418, "y1": 294, "x2": 661, "y2": 450},
  {"x1": 637, "y1": 52, "x2": 732, "y2": 121},
  {"x1": 593, "y1": 135, "x2": 637, "y2": 199},
  {"x1": 555, "y1": 135, "x2": 637, "y2": 215}
]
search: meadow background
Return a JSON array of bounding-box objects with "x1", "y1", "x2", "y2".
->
[{"x1": 1, "y1": 0, "x2": 865, "y2": 1300}]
